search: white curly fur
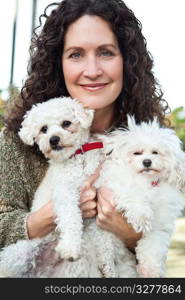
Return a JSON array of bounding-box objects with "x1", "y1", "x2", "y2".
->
[
  {"x1": 0, "y1": 97, "x2": 137, "y2": 278},
  {"x1": 94, "y1": 116, "x2": 185, "y2": 277},
  {"x1": 0, "y1": 98, "x2": 184, "y2": 278}
]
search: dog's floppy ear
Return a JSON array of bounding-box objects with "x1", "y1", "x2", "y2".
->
[
  {"x1": 165, "y1": 132, "x2": 185, "y2": 192},
  {"x1": 73, "y1": 100, "x2": 94, "y2": 129},
  {"x1": 168, "y1": 148, "x2": 185, "y2": 192},
  {"x1": 175, "y1": 162, "x2": 185, "y2": 192},
  {"x1": 18, "y1": 106, "x2": 40, "y2": 146}
]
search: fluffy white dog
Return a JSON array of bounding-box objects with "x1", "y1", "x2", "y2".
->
[
  {"x1": 0, "y1": 97, "x2": 136, "y2": 278},
  {"x1": 0, "y1": 97, "x2": 103, "y2": 277},
  {"x1": 94, "y1": 116, "x2": 185, "y2": 277}
]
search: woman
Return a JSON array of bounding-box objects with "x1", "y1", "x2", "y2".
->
[{"x1": 0, "y1": 0, "x2": 169, "y2": 264}]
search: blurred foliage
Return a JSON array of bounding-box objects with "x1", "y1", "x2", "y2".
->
[
  {"x1": 0, "y1": 97, "x2": 5, "y2": 130},
  {"x1": 0, "y1": 86, "x2": 20, "y2": 130},
  {"x1": 168, "y1": 106, "x2": 185, "y2": 151}
]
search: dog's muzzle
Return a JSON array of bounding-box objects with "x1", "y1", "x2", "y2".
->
[
  {"x1": 50, "y1": 136, "x2": 63, "y2": 151},
  {"x1": 142, "y1": 159, "x2": 152, "y2": 168}
]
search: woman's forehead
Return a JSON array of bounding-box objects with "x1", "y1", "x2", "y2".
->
[{"x1": 63, "y1": 15, "x2": 117, "y2": 48}]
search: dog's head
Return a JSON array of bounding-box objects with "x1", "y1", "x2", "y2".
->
[
  {"x1": 100, "y1": 115, "x2": 185, "y2": 191},
  {"x1": 18, "y1": 97, "x2": 94, "y2": 161}
]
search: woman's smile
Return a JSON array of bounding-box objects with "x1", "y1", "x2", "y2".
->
[{"x1": 79, "y1": 82, "x2": 109, "y2": 92}]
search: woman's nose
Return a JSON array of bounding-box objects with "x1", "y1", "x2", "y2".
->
[{"x1": 83, "y1": 57, "x2": 103, "y2": 78}]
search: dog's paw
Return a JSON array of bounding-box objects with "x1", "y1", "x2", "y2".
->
[
  {"x1": 134, "y1": 216, "x2": 152, "y2": 233},
  {"x1": 98, "y1": 263, "x2": 117, "y2": 278},
  {"x1": 55, "y1": 243, "x2": 81, "y2": 261},
  {"x1": 137, "y1": 264, "x2": 161, "y2": 278}
]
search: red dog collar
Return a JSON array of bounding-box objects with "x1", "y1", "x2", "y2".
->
[{"x1": 72, "y1": 142, "x2": 103, "y2": 157}]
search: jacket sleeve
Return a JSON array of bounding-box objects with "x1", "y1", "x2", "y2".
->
[{"x1": 0, "y1": 130, "x2": 30, "y2": 248}]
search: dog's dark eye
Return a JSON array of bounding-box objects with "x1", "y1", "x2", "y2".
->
[
  {"x1": 40, "y1": 126, "x2": 48, "y2": 133},
  {"x1": 62, "y1": 121, "x2": 72, "y2": 128},
  {"x1": 152, "y1": 151, "x2": 158, "y2": 155},
  {"x1": 134, "y1": 152, "x2": 142, "y2": 155}
]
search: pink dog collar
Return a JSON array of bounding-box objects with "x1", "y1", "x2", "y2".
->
[{"x1": 151, "y1": 180, "x2": 159, "y2": 187}]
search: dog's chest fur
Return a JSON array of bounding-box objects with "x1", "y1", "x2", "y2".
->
[{"x1": 31, "y1": 146, "x2": 104, "y2": 212}]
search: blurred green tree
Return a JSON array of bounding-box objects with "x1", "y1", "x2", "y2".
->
[
  {"x1": 0, "y1": 94, "x2": 5, "y2": 130},
  {"x1": 0, "y1": 86, "x2": 20, "y2": 130},
  {"x1": 169, "y1": 106, "x2": 185, "y2": 150}
]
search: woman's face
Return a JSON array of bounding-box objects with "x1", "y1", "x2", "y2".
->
[{"x1": 62, "y1": 15, "x2": 123, "y2": 112}]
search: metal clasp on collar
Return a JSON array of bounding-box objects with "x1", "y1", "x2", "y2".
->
[{"x1": 80, "y1": 145, "x2": 84, "y2": 154}]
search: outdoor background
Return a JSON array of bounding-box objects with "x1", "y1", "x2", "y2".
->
[{"x1": 0, "y1": 0, "x2": 185, "y2": 277}]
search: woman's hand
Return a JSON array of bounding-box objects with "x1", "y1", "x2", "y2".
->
[
  {"x1": 80, "y1": 165, "x2": 142, "y2": 249},
  {"x1": 96, "y1": 187, "x2": 142, "y2": 249},
  {"x1": 26, "y1": 201, "x2": 56, "y2": 239},
  {"x1": 79, "y1": 165, "x2": 101, "y2": 218}
]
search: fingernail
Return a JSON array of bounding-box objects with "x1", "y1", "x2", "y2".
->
[{"x1": 81, "y1": 181, "x2": 90, "y2": 190}]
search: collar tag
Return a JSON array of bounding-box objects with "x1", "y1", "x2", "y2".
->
[{"x1": 151, "y1": 180, "x2": 159, "y2": 187}]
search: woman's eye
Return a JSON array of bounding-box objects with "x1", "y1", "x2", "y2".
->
[
  {"x1": 62, "y1": 120, "x2": 72, "y2": 128},
  {"x1": 100, "y1": 50, "x2": 113, "y2": 57},
  {"x1": 40, "y1": 126, "x2": 48, "y2": 133},
  {"x1": 69, "y1": 52, "x2": 81, "y2": 59}
]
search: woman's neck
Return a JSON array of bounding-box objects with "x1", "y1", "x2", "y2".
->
[{"x1": 90, "y1": 104, "x2": 114, "y2": 133}]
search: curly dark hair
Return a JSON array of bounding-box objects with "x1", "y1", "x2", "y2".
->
[{"x1": 5, "y1": 0, "x2": 170, "y2": 133}]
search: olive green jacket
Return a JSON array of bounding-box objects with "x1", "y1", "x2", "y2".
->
[{"x1": 0, "y1": 129, "x2": 48, "y2": 248}]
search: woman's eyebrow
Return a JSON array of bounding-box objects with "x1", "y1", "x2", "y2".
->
[
  {"x1": 98, "y1": 44, "x2": 117, "y2": 49},
  {"x1": 63, "y1": 44, "x2": 117, "y2": 54},
  {"x1": 63, "y1": 46, "x2": 82, "y2": 54}
]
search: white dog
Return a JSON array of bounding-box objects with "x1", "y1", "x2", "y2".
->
[
  {"x1": 0, "y1": 97, "x2": 137, "y2": 278},
  {"x1": 94, "y1": 116, "x2": 185, "y2": 277},
  {"x1": 0, "y1": 97, "x2": 105, "y2": 277}
]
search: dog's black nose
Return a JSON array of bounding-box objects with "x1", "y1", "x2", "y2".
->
[
  {"x1": 143, "y1": 159, "x2": 152, "y2": 168},
  {"x1": 50, "y1": 136, "x2": 60, "y2": 146}
]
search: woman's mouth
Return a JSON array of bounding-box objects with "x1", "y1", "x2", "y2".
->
[{"x1": 80, "y1": 83, "x2": 108, "y2": 91}]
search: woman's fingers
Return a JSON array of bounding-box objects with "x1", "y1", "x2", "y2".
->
[
  {"x1": 80, "y1": 197, "x2": 97, "y2": 218},
  {"x1": 80, "y1": 164, "x2": 103, "y2": 219},
  {"x1": 97, "y1": 187, "x2": 116, "y2": 213},
  {"x1": 80, "y1": 186, "x2": 97, "y2": 218},
  {"x1": 80, "y1": 186, "x2": 97, "y2": 204},
  {"x1": 81, "y1": 163, "x2": 102, "y2": 192},
  {"x1": 80, "y1": 199, "x2": 97, "y2": 211},
  {"x1": 96, "y1": 187, "x2": 116, "y2": 228},
  {"x1": 82, "y1": 209, "x2": 97, "y2": 218},
  {"x1": 27, "y1": 201, "x2": 56, "y2": 239}
]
